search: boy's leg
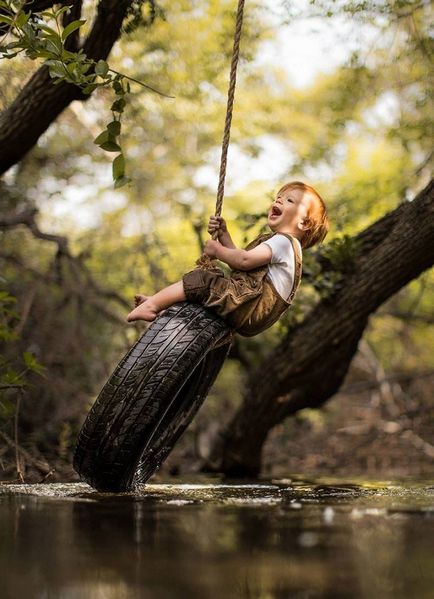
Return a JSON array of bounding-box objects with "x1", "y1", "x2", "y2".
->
[{"x1": 127, "y1": 281, "x2": 186, "y2": 322}]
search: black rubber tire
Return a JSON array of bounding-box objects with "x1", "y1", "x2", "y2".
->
[{"x1": 73, "y1": 302, "x2": 231, "y2": 492}]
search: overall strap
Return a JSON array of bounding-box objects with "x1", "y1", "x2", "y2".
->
[
  {"x1": 288, "y1": 235, "x2": 303, "y2": 303},
  {"x1": 277, "y1": 233, "x2": 303, "y2": 304}
]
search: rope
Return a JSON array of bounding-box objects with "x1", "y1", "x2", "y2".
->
[
  {"x1": 214, "y1": 0, "x2": 245, "y2": 221},
  {"x1": 197, "y1": 0, "x2": 245, "y2": 268}
]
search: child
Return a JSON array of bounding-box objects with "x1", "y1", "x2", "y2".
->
[{"x1": 127, "y1": 181, "x2": 329, "y2": 336}]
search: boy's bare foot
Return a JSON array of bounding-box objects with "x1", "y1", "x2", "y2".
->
[
  {"x1": 127, "y1": 298, "x2": 159, "y2": 322},
  {"x1": 134, "y1": 294, "x2": 148, "y2": 307}
]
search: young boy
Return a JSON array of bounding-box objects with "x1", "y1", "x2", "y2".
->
[{"x1": 127, "y1": 181, "x2": 329, "y2": 336}]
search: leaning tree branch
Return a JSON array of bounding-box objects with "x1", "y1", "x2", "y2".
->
[
  {"x1": 0, "y1": 207, "x2": 69, "y2": 254},
  {"x1": 213, "y1": 179, "x2": 434, "y2": 476},
  {"x1": 0, "y1": 204, "x2": 131, "y2": 314},
  {"x1": 0, "y1": 0, "x2": 134, "y2": 174}
]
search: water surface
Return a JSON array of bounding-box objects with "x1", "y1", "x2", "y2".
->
[{"x1": 1, "y1": 476, "x2": 433, "y2": 598}]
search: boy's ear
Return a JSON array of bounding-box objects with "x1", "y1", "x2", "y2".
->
[{"x1": 298, "y1": 218, "x2": 310, "y2": 231}]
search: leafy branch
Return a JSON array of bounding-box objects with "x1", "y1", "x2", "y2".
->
[{"x1": 0, "y1": 1, "x2": 172, "y2": 188}]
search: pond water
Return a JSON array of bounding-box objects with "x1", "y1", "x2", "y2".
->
[{"x1": 1, "y1": 476, "x2": 434, "y2": 598}]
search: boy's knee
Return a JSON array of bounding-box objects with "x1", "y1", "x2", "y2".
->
[
  {"x1": 183, "y1": 267, "x2": 225, "y2": 304},
  {"x1": 182, "y1": 269, "x2": 209, "y2": 303}
]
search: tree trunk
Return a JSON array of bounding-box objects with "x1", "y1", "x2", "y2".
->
[
  {"x1": 0, "y1": 0, "x2": 133, "y2": 174},
  {"x1": 215, "y1": 180, "x2": 434, "y2": 476}
]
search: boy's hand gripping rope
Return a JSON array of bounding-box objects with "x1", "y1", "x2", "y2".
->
[{"x1": 197, "y1": 0, "x2": 245, "y2": 269}]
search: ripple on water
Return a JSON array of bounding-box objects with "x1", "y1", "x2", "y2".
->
[{"x1": 0, "y1": 479, "x2": 433, "y2": 514}]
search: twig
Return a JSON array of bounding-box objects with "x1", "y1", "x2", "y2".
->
[
  {"x1": 14, "y1": 390, "x2": 24, "y2": 482},
  {"x1": 0, "y1": 430, "x2": 52, "y2": 475},
  {"x1": 0, "y1": 384, "x2": 25, "y2": 390},
  {"x1": 108, "y1": 68, "x2": 175, "y2": 98},
  {"x1": 339, "y1": 370, "x2": 434, "y2": 395},
  {"x1": 14, "y1": 285, "x2": 37, "y2": 335},
  {"x1": 37, "y1": 469, "x2": 56, "y2": 483},
  {"x1": 402, "y1": 430, "x2": 434, "y2": 459}
]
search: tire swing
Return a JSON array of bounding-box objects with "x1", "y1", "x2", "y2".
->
[{"x1": 73, "y1": 0, "x2": 247, "y2": 492}]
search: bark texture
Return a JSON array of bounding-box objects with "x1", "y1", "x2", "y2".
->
[
  {"x1": 217, "y1": 180, "x2": 434, "y2": 476},
  {"x1": 0, "y1": 0, "x2": 133, "y2": 174}
]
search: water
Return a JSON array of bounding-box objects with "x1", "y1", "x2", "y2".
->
[{"x1": 1, "y1": 477, "x2": 434, "y2": 598}]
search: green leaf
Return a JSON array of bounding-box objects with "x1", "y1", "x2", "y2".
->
[
  {"x1": 48, "y1": 61, "x2": 66, "y2": 79},
  {"x1": 61, "y1": 19, "x2": 86, "y2": 42},
  {"x1": 35, "y1": 49, "x2": 59, "y2": 59},
  {"x1": 93, "y1": 130, "x2": 110, "y2": 145},
  {"x1": 107, "y1": 120, "x2": 121, "y2": 136},
  {"x1": 0, "y1": 397, "x2": 17, "y2": 419},
  {"x1": 54, "y1": 6, "x2": 71, "y2": 18},
  {"x1": 22, "y1": 22, "x2": 35, "y2": 41},
  {"x1": 41, "y1": 11, "x2": 57, "y2": 19},
  {"x1": 82, "y1": 83, "x2": 98, "y2": 94},
  {"x1": 112, "y1": 153, "x2": 125, "y2": 179},
  {"x1": 0, "y1": 291, "x2": 16, "y2": 304},
  {"x1": 73, "y1": 61, "x2": 91, "y2": 77},
  {"x1": 111, "y1": 98, "x2": 126, "y2": 113},
  {"x1": 113, "y1": 80, "x2": 122, "y2": 93},
  {"x1": 23, "y1": 352, "x2": 46, "y2": 375},
  {"x1": 6, "y1": 41, "x2": 21, "y2": 49},
  {"x1": 100, "y1": 141, "x2": 121, "y2": 152},
  {"x1": 38, "y1": 24, "x2": 60, "y2": 37},
  {"x1": 23, "y1": 351, "x2": 36, "y2": 369},
  {"x1": 45, "y1": 37, "x2": 62, "y2": 55},
  {"x1": 4, "y1": 51, "x2": 21, "y2": 59},
  {"x1": 15, "y1": 11, "x2": 29, "y2": 27},
  {"x1": 61, "y1": 48, "x2": 78, "y2": 61},
  {"x1": 0, "y1": 15, "x2": 13, "y2": 26},
  {"x1": 66, "y1": 61, "x2": 76, "y2": 76},
  {"x1": 114, "y1": 176, "x2": 131, "y2": 189},
  {"x1": 95, "y1": 59, "x2": 109, "y2": 78}
]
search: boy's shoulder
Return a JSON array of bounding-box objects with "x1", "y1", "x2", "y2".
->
[
  {"x1": 264, "y1": 233, "x2": 303, "y2": 265},
  {"x1": 245, "y1": 231, "x2": 301, "y2": 254},
  {"x1": 264, "y1": 232, "x2": 301, "y2": 249},
  {"x1": 244, "y1": 231, "x2": 274, "y2": 251}
]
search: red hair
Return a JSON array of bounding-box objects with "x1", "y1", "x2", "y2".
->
[{"x1": 277, "y1": 181, "x2": 329, "y2": 249}]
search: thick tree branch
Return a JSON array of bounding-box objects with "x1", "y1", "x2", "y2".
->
[
  {"x1": 62, "y1": 0, "x2": 83, "y2": 52},
  {"x1": 214, "y1": 180, "x2": 434, "y2": 476}
]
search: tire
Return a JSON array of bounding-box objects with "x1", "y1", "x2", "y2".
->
[{"x1": 73, "y1": 302, "x2": 232, "y2": 492}]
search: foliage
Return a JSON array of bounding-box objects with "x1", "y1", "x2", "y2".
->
[
  {"x1": 301, "y1": 235, "x2": 360, "y2": 299},
  {"x1": 0, "y1": 0, "x2": 168, "y2": 187},
  {"x1": 0, "y1": 288, "x2": 45, "y2": 426}
]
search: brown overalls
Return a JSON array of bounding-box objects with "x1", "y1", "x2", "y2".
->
[{"x1": 182, "y1": 232, "x2": 303, "y2": 337}]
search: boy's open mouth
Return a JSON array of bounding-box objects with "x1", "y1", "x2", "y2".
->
[{"x1": 270, "y1": 205, "x2": 282, "y2": 217}]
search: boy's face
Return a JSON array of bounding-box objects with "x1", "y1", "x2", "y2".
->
[{"x1": 268, "y1": 187, "x2": 311, "y2": 234}]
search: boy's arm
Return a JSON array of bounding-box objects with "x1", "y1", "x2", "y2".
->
[
  {"x1": 207, "y1": 216, "x2": 236, "y2": 249},
  {"x1": 204, "y1": 240, "x2": 272, "y2": 271},
  {"x1": 218, "y1": 230, "x2": 237, "y2": 249}
]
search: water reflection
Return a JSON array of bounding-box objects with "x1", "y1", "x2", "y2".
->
[{"x1": 1, "y1": 478, "x2": 433, "y2": 598}]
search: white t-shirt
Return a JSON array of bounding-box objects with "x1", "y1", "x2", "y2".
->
[{"x1": 259, "y1": 234, "x2": 301, "y2": 300}]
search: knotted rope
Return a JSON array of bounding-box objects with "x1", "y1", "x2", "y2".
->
[
  {"x1": 197, "y1": 0, "x2": 245, "y2": 267},
  {"x1": 214, "y1": 0, "x2": 245, "y2": 221}
]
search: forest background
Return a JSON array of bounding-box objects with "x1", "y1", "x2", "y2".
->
[{"x1": 0, "y1": 0, "x2": 433, "y2": 483}]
